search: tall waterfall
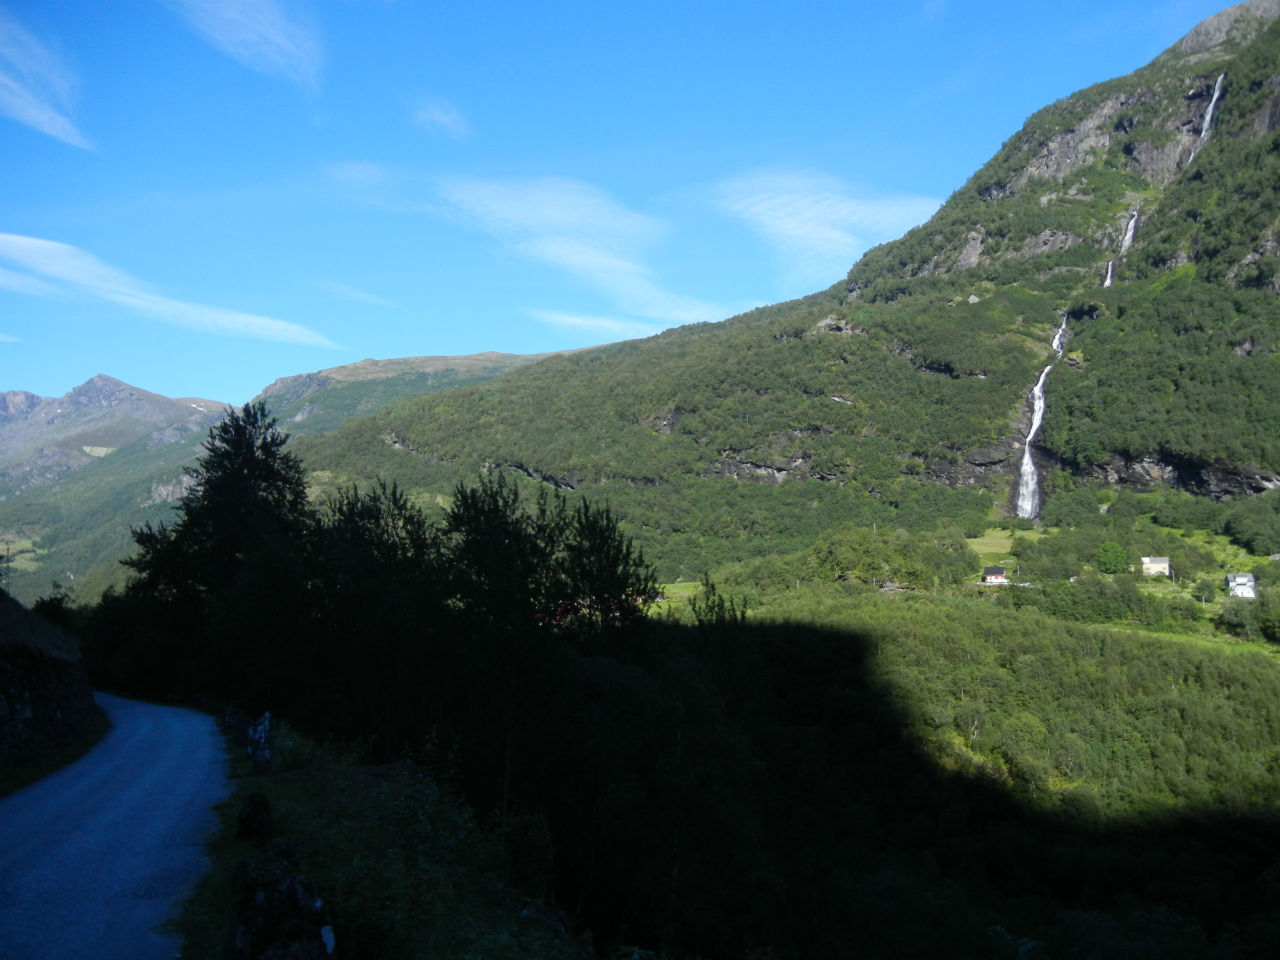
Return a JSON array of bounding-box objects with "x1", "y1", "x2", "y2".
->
[
  {"x1": 1188, "y1": 73, "x2": 1226, "y2": 164},
  {"x1": 1015, "y1": 319, "x2": 1068, "y2": 520},
  {"x1": 1199, "y1": 73, "x2": 1226, "y2": 144},
  {"x1": 1119, "y1": 211, "x2": 1139, "y2": 255}
]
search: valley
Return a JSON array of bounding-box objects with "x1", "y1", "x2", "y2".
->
[{"x1": 5, "y1": 2, "x2": 1280, "y2": 957}]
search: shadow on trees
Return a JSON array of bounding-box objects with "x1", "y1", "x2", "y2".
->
[
  {"x1": 83, "y1": 601, "x2": 1280, "y2": 958},
  {"x1": 71, "y1": 406, "x2": 1280, "y2": 958}
]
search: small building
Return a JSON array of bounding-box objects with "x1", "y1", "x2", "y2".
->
[
  {"x1": 1226, "y1": 572, "x2": 1257, "y2": 599},
  {"x1": 1141, "y1": 556, "x2": 1171, "y2": 578},
  {"x1": 982, "y1": 566, "x2": 1010, "y2": 585}
]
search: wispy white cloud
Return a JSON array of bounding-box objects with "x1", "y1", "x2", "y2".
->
[
  {"x1": 317, "y1": 279, "x2": 396, "y2": 308},
  {"x1": 441, "y1": 177, "x2": 663, "y2": 249},
  {"x1": 920, "y1": 0, "x2": 947, "y2": 23},
  {"x1": 0, "y1": 263, "x2": 62, "y2": 297},
  {"x1": 439, "y1": 176, "x2": 724, "y2": 325},
  {"x1": 324, "y1": 161, "x2": 392, "y2": 185},
  {"x1": 0, "y1": 332, "x2": 20, "y2": 343},
  {"x1": 412, "y1": 97, "x2": 471, "y2": 140},
  {"x1": 0, "y1": 233, "x2": 337, "y2": 347},
  {"x1": 0, "y1": 8, "x2": 92, "y2": 148},
  {"x1": 716, "y1": 171, "x2": 939, "y2": 282},
  {"x1": 531, "y1": 310, "x2": 664, "y2": 341},
  {"x1": 169, "y1": 0, "x2": 322, "y2": 90}
]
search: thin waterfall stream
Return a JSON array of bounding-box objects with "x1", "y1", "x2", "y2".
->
[
  {"x1": 1015, "y1": 319, "x2": 1067, "y2": 520},
  {"x1": 1190, "y1": 73, "x2": 1226, "y2": 162}
]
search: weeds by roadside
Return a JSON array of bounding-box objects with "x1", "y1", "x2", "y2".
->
[{"x1": 179, "y1": 719, "x2": 588, "y2": 960}]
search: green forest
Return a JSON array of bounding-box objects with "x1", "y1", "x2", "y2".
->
[{"x1": 44, "y1": 403, "x2": 1280, "y2": 959}]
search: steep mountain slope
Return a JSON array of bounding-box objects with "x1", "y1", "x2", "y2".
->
[
  {"x1": 297, "y1": 1, "x2": 1280, "y2": 573},
  {"x1": 843, "y1": 0, "x2": 1280, "y2": 492}
]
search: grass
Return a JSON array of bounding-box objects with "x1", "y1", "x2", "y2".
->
[
  {"x1": 658, "y1": 579, "x2": 701, "y2": 599},
  {"x1": 968, "y1": 527, "x2": 1044, "y2": 567},
  {"x1": 1, "y1": 537, "x2": 43, "y2": 574},
  {"x1": 1184, "y1": 529, "x2": 1271, "y2": 571},
  {"x1": 179, "y1": 721, "x2": 587, "y2": 960}
]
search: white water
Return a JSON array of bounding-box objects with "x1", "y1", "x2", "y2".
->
[
  {"x1": 1103, "y1": 259, "x2": 1114, "y2": 287},
  {"x1": 1119, "y1": 211, "x2": 1139, "y2": 255},
  {"x1": 1188, "y1": 73, "x2": 1226, "y2": 164},
  {"x1": 1199, "y1": 73, "x2": 1225, "y2": 144},
  {"x1": 1016, "y1": 366, "x2": 1052, "y2": 519},
  {"x1": 1015, "y1": 318, "x2": 1069, "y2": 519},
  {"x1": 1050, "y1": 318, "x2": 1067, "y2": 357}
]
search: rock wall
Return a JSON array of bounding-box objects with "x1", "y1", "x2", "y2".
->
[{"x1": 0, "y1": 590, "x2": 97, "y2": 770}]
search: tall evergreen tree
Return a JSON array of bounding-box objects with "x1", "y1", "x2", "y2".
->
[{"x1": 122, "y1": 402, "x2": 315, "y2": 701}]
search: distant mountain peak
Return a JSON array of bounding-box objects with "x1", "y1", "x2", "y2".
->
[{"x1": 67, "y1": 375, "x2": 150, "y2": 408}]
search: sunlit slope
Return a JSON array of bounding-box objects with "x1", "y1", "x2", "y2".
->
[{"x1": 305, "y1": 8, "x2": 1280, "y2": 507}]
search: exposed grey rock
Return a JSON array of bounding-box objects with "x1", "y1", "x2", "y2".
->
[
  {"x1": 1171, "y1": 0, "x2": 1280, "y2": 56},
  {"x1": 955, "y1": 232, "x2": 984, "y2": 270},
  {"x1": 144, "y1": 473, "x2": 196, "y2": 507},
  {"x1": 1085, "y1": 454, "x2": 1280, "y2": 499}
]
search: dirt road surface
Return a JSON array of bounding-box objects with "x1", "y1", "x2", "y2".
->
[{"x1": 0, "y1": 692, "x2": 230, "y2": 960}]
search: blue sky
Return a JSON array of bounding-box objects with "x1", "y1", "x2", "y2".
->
[{"x1": 2, "y1": 0, "x2": 1233, "y2": 404}]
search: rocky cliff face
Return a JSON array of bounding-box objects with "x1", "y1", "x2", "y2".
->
[
  {"x1": 849, "y1": 1, "x2": 1280, "y2": 288},
  {"x1": 0, "y1": 590, "x2": 96, "y2": 770}
]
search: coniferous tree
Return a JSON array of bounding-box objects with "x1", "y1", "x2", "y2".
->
[{"x1": 121, "y1": 402, "x2": 315, "y2": 701}]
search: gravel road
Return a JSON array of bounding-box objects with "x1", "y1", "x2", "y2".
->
[{"x1": 0, "y1": 692, "x2": 230, "y2": 960}]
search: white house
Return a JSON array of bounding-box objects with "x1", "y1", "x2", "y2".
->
[
  {"x1": 1141, "y1": 556, "x2": 1171, "y2": 577},
  {"x1": 982, "y1": 566, "x2": 1010, "y2": 585},
  {"x1": 1226, "y1": 572, "x2": 1257, "y2": 599}
]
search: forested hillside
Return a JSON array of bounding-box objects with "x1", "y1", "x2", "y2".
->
[
  {"x1": 295, "y1": 4, "x2": 1280, "y2": 580},
  {"x1": 0, "y1": 354, "x2": 546, "y2": 604},
  {"x1": 79, "y1": 403, "x2": 1280, "y2": 959},
  {"x1": 22, "y1": 3, "x2": 1280, "y2": 958}
]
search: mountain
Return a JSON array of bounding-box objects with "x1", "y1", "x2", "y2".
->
[
  {"x1": 0, "y1": 354, "x2": 562, "y2": 603},
  {"x1": 293, "y1": 1, "x2": 1280, "y2": 579},
  {"x1": 253, "y1": 350, "x2": 571, "y2": 435},
  {"x1": 9, "y1": 3, "x2": 1280, "y2": 597},
  {"x1": 0, "y1": 375, "x2": 224, "y2": 499}
]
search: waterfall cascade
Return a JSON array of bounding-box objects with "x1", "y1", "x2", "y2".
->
[
  {"x1": 1015, "y1": 319, "x2": 1068, "y2": 520},
  {"x1": 1188, "y1": 73, "x2": 1225, "y2": 164},
  {"x1": 1051, "y1": 318, "x2": 1067, "y2": 357},
  {"x1": 1199, "y1": 73, "x2": 1226, "y2": 144},
  {"x1": 1103, "y1": 259, "x2": 1114, "y2": 287},
  {"x1": 1119, "y1": 211, "x2": 1139, "y2": 255}
]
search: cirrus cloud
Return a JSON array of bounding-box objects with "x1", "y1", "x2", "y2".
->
[
  {"x1": 439, "y1": 176, "x2": 724, "y2": 326},
  {"x1": 412, "y1": 97, "x2": 471, "y2": 140},
  {"x1": 531, "y1": 309, "x2": 664, "y2": 340},
  {"x1": 0, "y1": 233, "x2": 336, "y2": 347},
  {"x1": 716, "y1": 170, "x2": 940, "y2": 283},
  {"x1": 169, "y1": 0, "x2": 322, "y2": 91},
  {"x1": 0, "y1": 8, "x2": 92, "y2": 148}
]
